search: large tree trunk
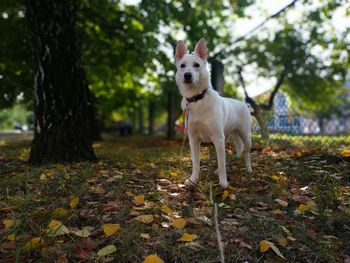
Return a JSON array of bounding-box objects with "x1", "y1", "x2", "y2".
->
[{"x1": 26, "y1": 0, "x2": 96, "y2": 164}]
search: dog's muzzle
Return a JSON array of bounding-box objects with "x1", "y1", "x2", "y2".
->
[{"x1": 184, "y1": 72, "x2": 193, "y2": 84}]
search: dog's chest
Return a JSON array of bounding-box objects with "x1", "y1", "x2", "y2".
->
[{"x1": 186, "y1": 102, "x2": 216, "y2": 142}]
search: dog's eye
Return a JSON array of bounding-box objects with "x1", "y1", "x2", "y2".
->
[
  {"x1": 194, "y1": 63, "x2": 200, "y2": 68},
  {"x1": 180, "y1": 64, "x2": 186, "y2": 68}
]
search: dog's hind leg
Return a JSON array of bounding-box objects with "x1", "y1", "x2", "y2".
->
[
  {"x1": 239, "y1": 131, "x2": 252, "y2": 173},
  {"x1": 232, "y1": 132, "x2": 244, "y2": 157}
]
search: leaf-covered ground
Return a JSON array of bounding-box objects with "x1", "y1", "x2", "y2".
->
[{"x1": 1, "y1": 135, "x2": 350, "y2": 262}]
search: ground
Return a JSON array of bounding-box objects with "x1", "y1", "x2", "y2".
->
[{"x1": 0, "y1": 134, "x2": 350, "y2": 263}]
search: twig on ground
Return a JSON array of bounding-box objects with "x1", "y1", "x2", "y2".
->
[{"x1": 210, "y1": 182, "x2": 225, "y2": 263}]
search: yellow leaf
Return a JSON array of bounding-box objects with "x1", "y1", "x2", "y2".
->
[
  {"x1": 6, "y1": 233, "x2": 16, "y2": 241},
  {"x1": 23, "y1": 237, "x2": 44, "y2": 250},
  {"x1": 170, "y1": 172, "x2": 178, "y2": 177},
  {"x1": 3, "y1": 219, "x2": 21, "y2": 228},
  {"x1": 46, "y1": 171, "x2": 54, "y2": 177},
  {"x1": 73, "y1": 228, "x2": 91, "y2": 238},
  {"x1": 278, "y1": 237, "x2": 288, "y2": 247},
  {"x1": 271, "y1": 175, "x2": 280, "y2": 181},
  {"x1": 178, "y1": 233, "x2": 198, "y2": 242},
  {"x1": 46, "y1": 220, "x2": 69, "y2": 236},
  {"x1": 143, "y1": 254, "x2": 164, "y2": 263},
  {"x1": 296, "y1": 204, "x2": 308, "y2": 214},
  {"x1": 140, "y1": 233, "x2": 150, "y2": 239},
  {"x1": 273, "y1": 209, "x2": 281, "y2": 215},
  {"x1": 160, "y1": 205, "x2": 173, "y2": 215},
  {"x1": 103, "y1": 223, "x2": 120, "y2": 237},
  {"x1": 259, "y1": 240, "x2": 273, "y2": 253},
  {"x1": 170, "y1": 218, "x2": 186, "y2": 229},
  {"x1": 70, "y1": 196, "x2": 79, "y2": 208},
  {"x1": 134, "y1": 195, "x2": 145, "y2": 205},
  {"x1": 134, "y1": 214, "x2": 154, "y2": 224},
  {"x1": 259, "y1": 240, "x2": 286, "y2": 260},
  {"x1": 97, "y1": 244, "x2": 117, "y2": 257},
  {"x1": 341, "y1": 148, "x2": 350, "y2": 157},
  {"x1": 221, "y1": 190, "x2": 229, "y2": 201},
  {"x1": 53, "y1": 208, "x2": 68, "y2": 218},
  {"x1": 40, "y1": 173, "x2": 46, "y2": 180}
]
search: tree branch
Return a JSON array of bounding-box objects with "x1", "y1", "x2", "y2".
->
[
  {"x1": 260, "y1": 68, "x2": 287, "y2": 110},
  {"x1": 212, "y1": 0, "x2": 299, "y2": 57}
]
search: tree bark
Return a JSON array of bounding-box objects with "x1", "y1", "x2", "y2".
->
[
  {"x1": 148, "y1": 100, "x2": 155, "y2": 135},
  {"x1": 138, "y1": 104, "x2": 144, "y2": 134},
  {"x1": 167, "y1": 89, "x2": 176, "y2": 139},
  {"x1": 26, "y1": 0, "x2": 96, "y2": 163},
  {"x1": 209, "y1": 58, "x2": 225, "y2": 95}
]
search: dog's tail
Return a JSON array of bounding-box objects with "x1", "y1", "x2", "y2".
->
[{"x1": 233, "y1": 134, "x2": 244, "y2": 157}]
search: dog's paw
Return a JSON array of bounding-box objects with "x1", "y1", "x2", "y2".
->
[
  {"x1": 219, "y1": 179, "x2": 229, "y2": 189},
  {"x1": 214, "y1": 168, "x2": 219, "y2": 175},
  {"x1": 247, "y1": 167, "x2": 252, "y2": 173},
  {"x1": 184, "y1": 177, "x2": 198, "y2": 186}
]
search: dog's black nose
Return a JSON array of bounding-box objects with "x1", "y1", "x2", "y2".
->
[{"x1": 184, "y1": 72, "x2": 192, "y2": 83}]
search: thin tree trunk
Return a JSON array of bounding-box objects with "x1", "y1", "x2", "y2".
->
[
  {"x1": 138, "y1": 104, "x2": 144, "y2": 134},
  {"x1": 26, "y1": 0, "x2": 96, "y2": 163},
  {"x1": 254, "y1": 108, "x2": 269, "y2": 140},
  {"x1": 167, "y1": 89, "x2": 176, "y2": 139},
  {"x1": 148, "y1": 100, "x2": 155, "y2": 135}
]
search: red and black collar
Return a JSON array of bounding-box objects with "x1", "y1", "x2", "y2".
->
[{"x1": 186, "y1": 88, "x2": 208, "y2": 103}]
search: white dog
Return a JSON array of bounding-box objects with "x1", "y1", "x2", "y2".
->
[{"x1": 175, "y1": 38, "x2": 252, "y2": 188}]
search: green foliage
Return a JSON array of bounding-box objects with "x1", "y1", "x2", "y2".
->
[
  {"x1": 0, "y1": 1, "x2": 32, "y2": 108},
  {"x1": 0, "y1": 103, "x2": 32, "y2": 130}
]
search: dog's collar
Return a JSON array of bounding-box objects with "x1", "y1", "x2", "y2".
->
[{"x1": 186, "y1": 88, "x2": 208, "y2": 103}]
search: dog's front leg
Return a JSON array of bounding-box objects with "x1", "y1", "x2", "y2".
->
[
  {"x1": 212, "y1": 136, "x2": 228, "y2": 188},
  {"x1": 185, "y1": 135, "x2": 200, "y2": 186}
]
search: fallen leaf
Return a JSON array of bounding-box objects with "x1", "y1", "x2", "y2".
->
[
  {"x1": 341, "y1": 148, "x2": 350, "y2": 157},
  {"x1": 134, "y1": 195, "x2": 145, "y2": 205},
  {"x1": 178, "y1": 233, "x2": 198, "y2": 242},
  {"x1": 3, "y1": 219, "x2": 21, "y2": 228},
  {"x1": 170, "y1": 218, "x2": 186, "y2": 229},
  {"x1": 53, "y1": 208, "x2": 69, "y2": 218},
  {"x1": 73, "y1": 228, "x2": 91, "y2": 238},
  {"x1": 221, "y1": 190, "x2": 229, "y2": 200},
  {"x1": 287, "y1": 235, "x2": 296, "y2": 241},
  {"x1": 103, "y1": 223, "x2": 120, "y2": 237},
  {"x1": 259, "y1": 240, "x2": 286, "y2": 260},
  {"x1": 170, "y1": 172, "x2": 178, "y2": 177},
  {"x1": 134, "y1": 214, "x2": 154, "y2": 224},
  {"x1": 46, "y1": 220, "x2": 69, "y2": 236},
  {"x1": 278, "y1": 237, "x2": 288, "y2": 247},
  {"x1": 296, "y1": 200, "x2": 317, "y2": 214},
  {"x1": 6, "y1": 233, "x2": 16, "y2": 241},
  {"x1": 160, "y1": 205, "x2": 173, "y2": 215},
  {"x1": 97, "y1": 244, "x2": 117, "y2": 257},
  {"x1": 143, "y1": 254, "x2": 164, "y2": 263},
  {"x1": 70, "y1": 196, "x2": 79, "y2": 209},
  {"x1": 23, "y1": 237, "x2": 44, "y2": 250},
  {"x1": 274, "y1": 198, "x2": 288, "y2": 207},
  {"x1": 140, "y1": 233, "x2": 150, "y2": 239}
]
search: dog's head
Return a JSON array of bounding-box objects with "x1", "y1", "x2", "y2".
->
[{"x1": 175, "y1": 38, "x2": 210, "y2": 97}]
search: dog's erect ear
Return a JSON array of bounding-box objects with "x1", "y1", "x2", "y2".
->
[
  {"x1": 194, "y1": 38, "x2": 207, "y2": 60},
  {"x1": 176, "y1": 40, "x2": 187, "y2": 61}
]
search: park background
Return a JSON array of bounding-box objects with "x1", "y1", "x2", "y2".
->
[{"x1": 0, "y1": 0, "x2": 350, "y2": 262}]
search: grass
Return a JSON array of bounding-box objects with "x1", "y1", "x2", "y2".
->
[{"x1": 0, "y1": 134, "x2": 349, "y2": 262}]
